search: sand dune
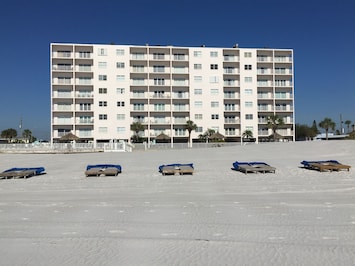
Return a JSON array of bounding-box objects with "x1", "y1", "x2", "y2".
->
[{"x1": 0, "y1": 141, "x2": 355, "y2": 265}]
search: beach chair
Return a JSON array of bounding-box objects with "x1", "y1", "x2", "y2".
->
[
  {"x1": 85, "y1": 164, "x2": 122, "y2": 177},
  {"x1": 300, "y1": 160, "x2": 351, "y2": 172},
  {"x1": 232, "y1": 161, "x2": 276, "y2": 174},
  {"x1": 0, "y1": 167, "x2": 45, "y2": 179},
  {"x1": 159, "y1": 163, "x2": 194, "y2": 175}
]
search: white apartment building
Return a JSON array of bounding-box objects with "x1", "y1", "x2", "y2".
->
[{"x1": 50, "y1": 43, "x2": 294, "y2": 144}]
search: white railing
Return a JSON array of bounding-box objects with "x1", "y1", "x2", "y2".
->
[{"x1": 0, "y1": 141, "x2": 132, "y2": 153}]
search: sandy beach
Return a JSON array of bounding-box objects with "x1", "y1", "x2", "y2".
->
[{"x1": 0, "y1": 141, "x2": 355, "y2": 266}]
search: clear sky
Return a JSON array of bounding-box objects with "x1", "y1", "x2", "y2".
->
[{"x1": 1, "y1": 0, "x2": 354, "y2": 140}]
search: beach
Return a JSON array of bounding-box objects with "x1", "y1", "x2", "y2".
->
[{"x1": 0, "y1": 141, "x2": 355, "y2": 266}]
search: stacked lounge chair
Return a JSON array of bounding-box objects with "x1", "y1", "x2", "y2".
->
[
  {"x1": 159, "y1": 163, "x2": 194, "y2": 175},
  {"x1": 300, "y1": 160, "x2": 351, "y2": 172},
  {"x1": 0, "y1": 167, "x2": 45, "y2": 179},
  {"x1": 85, "y1": 164, "x2": 122, "y2": 177},
  {"x1": 232, "y1": 161, "x2": 276, "y2": 174}
]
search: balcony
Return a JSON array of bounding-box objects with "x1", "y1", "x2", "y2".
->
[
  {"x1": 52, "y1": 65, "x2": 73, "y2": 71},
  {"x1": 76, "y1": 118, "x2": 94, "y2": 124}
]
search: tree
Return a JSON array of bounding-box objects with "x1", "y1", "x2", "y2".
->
[
  {"x1": 130, "y1": 122, "x2": 145, "y2": 143},
  {"x1": 185, "y1": 120, "x2": 197, "y2": 147},
  {"x1": 22, "y1": 129, "x2": 32, "y2": 143},
  {"x1": 242, "y1": 130, "x2": 253, "y2": 139},
  {"x1": 1, "y1": 128, "x2": 17, "y2": 142},
  {"x1": 295, "y1": 124, "x2": 317, "y2": 140},
  {"x1": 267, "y1": 114, "x2": 284, "y2": 141},
  {"x1": 344, "y1": 120, "x2": 351, "y2": 133},
  {"x1": 311, "y1": 120, "x2": 319, "y2": 136},
  {"x1": 318, "y1": 117, "x2": 336, "y2": 140},
  {"x1": 198, "y1": 128, "x2": 215, "y2": 142}
]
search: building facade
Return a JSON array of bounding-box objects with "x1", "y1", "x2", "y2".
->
[{"x1": 51, "y1": 43, "x2": 294, "y2": 144}]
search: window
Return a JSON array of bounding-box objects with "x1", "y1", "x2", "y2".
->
[
  {"x1": 210, "y1": 51, "x2": 218, "y2": 57},
  {"x1": 98, "y1": 48, "x2": 107, "y2": 56},
  {"x1": 98, "y1": 62, "x2": 107, "y2": 68},
  {"x1": 99, "y1": 75, "x2": 107, "y2": 81},
  {"x1": 211, "y1": 114, "x2": 219, "y2": 119},
  {"x1": 117, "y1": 101, "x2": 125, "y2": 107},
  {"x1": 99, "y1": 88, "x2": 107, "y2": 94},
  {"x1": 196, "y1": 127, "x2": 203, "y2": 133},
  {"x1": 174, "y1": 128, "x2": 185, "y2": 136},
  {"x1": 210, "y1": 64, "x2": 218, "y2": 70},
  {"x1": 78, "y1": 51, "x2": 90, "y2": 58},
  {"x1": 98, "y1": 127, "x2": 108, "y2": 133},
  {"x1": 133, "y1": 103, "x2": 144, "y2": 111},
  {"x1": 99, "y1": 114, "x2": 107, "y2": 120},
  {"x1": 211, "y1": 101, "x2": 219, "y2": 108},
  {"x1": 116, "y1": 88, "x2": 125, "y2": 94},
  {"x1": 194, "y1": 76, "x2": 202, "y2": 82},
  {"x1": 245, "y1": 114, "x2": 253, "y2": 120},
  {"x1": 153, "y1": 65, "x2": 165, "y2": 73},
  {"x1": 244, "y1": 52, "x2": 252, "y2": 58},
  {"x1": 117, "y1": 114, "x2": 125, "y2": 120},
  {"x1": 244, "y1": 77, "x2": 252, "y2": 83},
  {"x1": 194, "y1": 89, "x2": 202, "y2": 95},
  {"x1": 116, "y1": 49, "x2": 124, "y2": 56},
  {"x1": 194, "y1": 101, "x2": 203, "y2": 108},
  {"x1": 99, "y1": 101, "x2": 107, "y2": 107},
  {"x1": 275, "y1": 91, "x2": 287, "y2": 99},
  {"x1": 132, "y1": 78, "x2": 145, "y2": 85},
  {"x1": 116, "y1": 75, "x2": 125, "y2": 81},
  {"x1": 195, "y1": 114, "x2": 203, "y2": 120},
  {"x1": 225, "y1": 103, "x2": 235, "y2": 111},
  {"x1": 154, "y1": 104, "x2": 165, "y2": 111},
  {"x1": 194, "y1": 51, "x2": 202, "y2": 57},
  {"x1": 244, "y1": 65, "x2": 252, "y2": 70},
  {"x1": 116, "y1": 62, "x2": 125, "y2": 68},
  {"x1": 209, "y1": 76, "x2": 219, "y2": 83},
  {"x1": 133, "y1": 65, "x2": 145, "y2": 72},
  {"x1": 117, "y1": 127, "x2": 125, "y2": 133},
  {"x1": 210, "y1": 89, "x2": 219, "y2": 95},
  {"x1": 80, "y1": 103, "x2": 91, "y2": 111},
  {"x1": 245, "y1": 101, "x2": 253, "y2": 107},
  {"x1": 194, "y1": 64, "x2": 202, "y2": 70},
  {"x1": 246, "y1": 126, "x2": 254, "y2": 132},
  {"x1": 153, "y1": 53, "x2": 165, "y2": 59},
  {"x1": 244, "y1": 89, "x2": 253, "y2": 95},
  {"x1": 132, "y1": 52, "x2": 145, "y2": 60},
  {"x1": 154, "y1": 78, "x2": 165, "y2": 85},
  {"x1": 173, "y1": 53, "x2": 185, "y2": 60}
]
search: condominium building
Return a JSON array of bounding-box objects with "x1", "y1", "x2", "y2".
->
[{"x1": 50, "y1": 43, "x2": 294, "y2": 144}]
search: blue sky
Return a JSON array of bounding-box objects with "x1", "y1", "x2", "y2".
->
[{"x1": 1, "y1": 0, "x2": 354, "y2": 139}]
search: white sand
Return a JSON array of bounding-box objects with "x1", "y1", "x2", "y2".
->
[{"x1": 0, "y1": 141, "x2": 355, "y2": 266}]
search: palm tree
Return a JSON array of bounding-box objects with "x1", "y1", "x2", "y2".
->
[
  {"x1": 267, "y1": 114, "x2": 284, "y2": 141},
  {"x1": 185, "y1": 120, "x2": 197, "y2": 148},
  {"x1": 130, "y1": 122, "x2": 144, "y2": 143},
  {"x1": 242, "y1": 130, "x2": 253, "y2": 139},
  {"x1": 344, "y1": 120, "x2": 351, "y2": 133},
  {"x1": 318, "y1": 117, "x2": 336, "y2": 140},
  {"x1": 1, "y1": 128, "x2": 17, "y2": 142}
]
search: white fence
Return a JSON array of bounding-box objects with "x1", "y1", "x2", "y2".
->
[{"x1": 0, "y1": 141, "x2": 133, "y2": 153}]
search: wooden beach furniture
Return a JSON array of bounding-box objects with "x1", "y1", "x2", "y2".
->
[
  {"x1": 232, "y1": 161, "x2": 276, "y2": 174},
  {"x1": 85, "y1": 164, "x2": 122, "y2": 177},
  {"x1": 0, "y1": 167, "x2": 45, "y2": 179},
  {"x1": 159, "y1": 163, "x2": 194, "y2": 175},
  {"x1": 300, "y1": 160, "x2": 351, "y2": 172}
]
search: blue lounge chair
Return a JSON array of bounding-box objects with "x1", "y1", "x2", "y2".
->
[
  {"x1": 0, "y1": 167, "x2": 45, "y2": 179},
  {"x1": 159, "y1": 163, "x2": 194, "y2": 175},
  {"x1": 232, "y1": 161, "x2": 276, "y2": 174},
  {"x1": 85, "y1": 164, "x2": 122, "y2": 176},
  {"x1": 300, "y1": 160, "x2": 350, "y2": 172}
]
